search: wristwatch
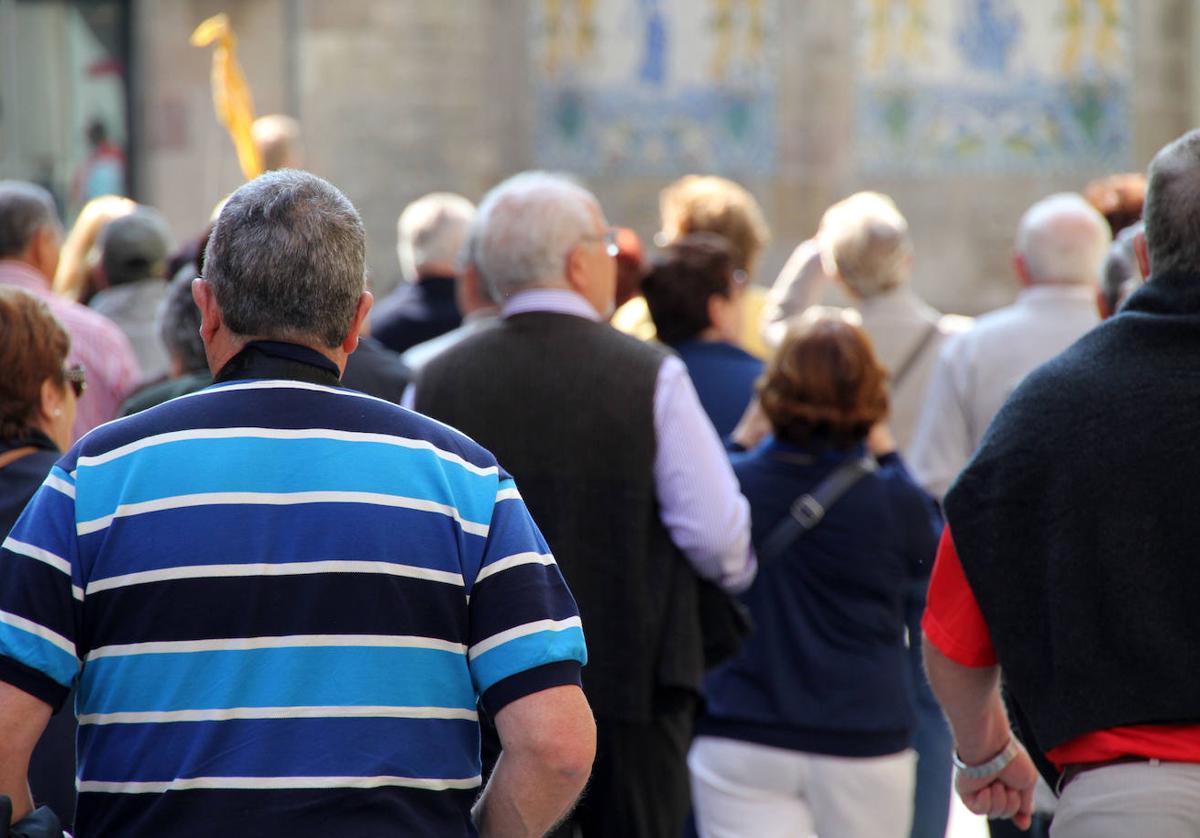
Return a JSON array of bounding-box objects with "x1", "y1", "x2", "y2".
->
[{"x1": 953, "y1": 737, "x2": 1020, "y2": 780}]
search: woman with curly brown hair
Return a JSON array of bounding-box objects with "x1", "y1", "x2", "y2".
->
[
  {"x1": 688, "y1": 317, "x2": 942, "y2": 838},
  {"x1": 0, "y1": 285, "x2": 81, "y2": 830}
]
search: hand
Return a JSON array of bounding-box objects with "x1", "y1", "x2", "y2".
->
[
  {"x1": 731, "y1": 399, "x2": 771, "y2": 450},
  {"x1": 955, "y1": 742, "x2": 1039, "y2": 831}
]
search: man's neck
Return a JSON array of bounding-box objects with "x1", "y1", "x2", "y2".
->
[{"x1": 207, "y1": 334, "x2": 347, "y2": 378}]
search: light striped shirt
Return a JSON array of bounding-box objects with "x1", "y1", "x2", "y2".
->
[{"x1": 0, "y1": 260, "x2": 141, "y2": 441}]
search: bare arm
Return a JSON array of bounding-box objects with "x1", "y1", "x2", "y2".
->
[
  {"x1": 922, "y1": 637, "x2": 1038, "y2": 830},
  {"x1": 473, "y1": 685, "x2": 596, "y2": 838},
  {"x1": 0, "y1": 681, "x2": 52, "y2": 824}
]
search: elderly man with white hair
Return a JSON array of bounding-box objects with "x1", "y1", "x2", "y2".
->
[
  {"x1": 909, "y1": 193, "x2": 1111, "y2": 500},
  {"x1": 414, "y1": 171, "x2": 756, "y2": 838},
  {"x1": 761, "y1": 192, "x2": 971, "y2": 455},
  {"x1": 371, "y1": 192, "x2": 475, "y2": 353}
]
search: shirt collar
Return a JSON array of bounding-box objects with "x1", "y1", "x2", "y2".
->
[
  {"x1": 214, "y1": 340, "x2": 341, "y2": 387},
  {"x1": 0, "y1": 260, "x2": 51, "y2": 295},
  {"x1": 501, "y1": 288, "x2": 602, "y2": 322},
  {"x1": 1016, "y1": 283, "x2": 1097, "y2": 306}
]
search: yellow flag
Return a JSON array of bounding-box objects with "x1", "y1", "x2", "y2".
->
[{"x1": 190, "y1": 13, "x2": 263, "y2": 181}]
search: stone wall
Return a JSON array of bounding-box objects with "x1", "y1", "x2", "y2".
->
[{"x1": 135, "y1": 0, "x2": 1196, "y2": 313}]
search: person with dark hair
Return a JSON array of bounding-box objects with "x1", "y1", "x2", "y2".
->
[
  {"x1": 0, "y1": 170, "x2": 595, "y2": 837},
  {"x1": 118, "y1": 270, "x2": 213, "y2": 416},
  {"x1": 0, "y1": 287, "x2": 82, "y2": 833},
  {"x1": 690, "y1": 317, "x2": 940, "y2": 838},
  {"x1": 89, "y1": 207, "x2": 174, "y2": 381},
  {"x1": 642, "y1": 232, "x2": 763, "y2": 438},
  {"x1": 923, "y1": 129, "x2": 1200, "y2": 836},
  {"x1": 1096, "y1": 221, "x2": 1145, "y2": 319},
  {"x1": 0, "y1": 180, "x2": 140, "y2": 439}
]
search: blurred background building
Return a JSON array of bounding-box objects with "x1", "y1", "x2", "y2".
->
[{"x1": 0, "y1": 0, "x2": 1193, "y2": 310}]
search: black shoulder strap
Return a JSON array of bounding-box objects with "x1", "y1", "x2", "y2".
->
[
  {"x1": 759, "y1": 455, "x2": 878, "y2": 563},
  {"x1": 891, "y1": 322, "x2": 940, "y2": 391}
]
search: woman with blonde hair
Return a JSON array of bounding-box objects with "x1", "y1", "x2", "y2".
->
[{"x1": 52, "y1": 194, "x2": 135, "y2": 303}]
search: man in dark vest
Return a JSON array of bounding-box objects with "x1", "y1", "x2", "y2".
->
[
  {"x1": 414, "y1": 171, "x2": 756, "y2": 837},
  {"x1": 921, "y1": 129, "x2": 1200, "y2": 836}
]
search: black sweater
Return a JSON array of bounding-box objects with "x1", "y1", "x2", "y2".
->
[{"x1": 946, "y1": 268, "x2": 1200, "y2": 755}]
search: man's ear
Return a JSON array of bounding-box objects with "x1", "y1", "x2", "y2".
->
[
  {"x1": 564, "y1": 245, "x2": 587, "y2": 296},
  {"x1": 192, "y1": 278, "x2": 222, "y2": 343},
  {"x1": 1134, "y1": 230, "x2": 1150, "y2": 279},
  {"x1": 1013, "y1": 252, "x2": 1032, "y2": 287},
  {"x1": 341, "y1": 290, "x2": 374, "y2": 355}
]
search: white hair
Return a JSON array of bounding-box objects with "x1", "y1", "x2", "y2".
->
[
  {"x1": 396, "y1": 192, "x2": 476, "y2": 283},
  {"x1": 475, "y1": 171, "x2": 597, "y2": 299},
  {"x1": 818, "y1": 191, "x2": 912, "y2": 298},
  {"x1": 1016, "y1": 193, "x2": 1112, "y2": 285}
]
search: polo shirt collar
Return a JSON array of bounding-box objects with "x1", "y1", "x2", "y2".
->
[{"x1": 214, "y1": 340, "x2": 341, "y2": 387}]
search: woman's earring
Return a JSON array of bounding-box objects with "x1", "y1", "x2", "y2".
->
[{"x1": 53, "y1": 409, "x2": 63, "y2": 417}]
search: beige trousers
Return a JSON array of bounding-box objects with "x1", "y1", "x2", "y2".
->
[{"x1": 1051, "y1": 760, "x2": 1200, "y2": 838}]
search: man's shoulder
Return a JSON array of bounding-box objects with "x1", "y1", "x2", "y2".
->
[
  {"x1": 73, "y1": 377, "x2": 501, "y2": 473},
  {"x1": 425, "y1": 315, "x2": 669, "y2": 373}
]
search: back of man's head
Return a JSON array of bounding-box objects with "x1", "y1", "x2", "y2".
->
[
  {"x1": 100, "y1": 207, "x2": 172, "y2": 287},
  {"x1": 396, "y1": 192, "x2": 475, "y2": 283},
  {"x1": 1015, "y1": 193, "x2": 1111, "y2": 285},
  {"x1": 0, "y1": 181, "x2": 60, "y2": 261},
  {"x1": 203, "y1": 169, "x2": 365, "y2": 349},
  {"x1": 1143, "y1": 129, "x2": 1200, "y2": 277},
  {"x1": 818, "y1": 191, "x2": 912, "y2": 298},
  {"x1": 475, "y1": 172, "x2": 597, "y2": 300},
  {"x1": 251, "y1": 114, "x2": 303, "y2": 172}
]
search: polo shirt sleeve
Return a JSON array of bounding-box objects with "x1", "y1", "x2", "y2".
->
[
  {"x1": 921, "y1": 527, "x2": 998, "y2": 667},
  {"x1": 0, "y1": 465, "x2": 83, "y2": 711},
  {"x1": 466, "y1": 472, "x2": 586, "y2": 718}
]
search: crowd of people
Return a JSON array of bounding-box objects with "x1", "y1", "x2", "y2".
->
[{"x1": 0, "y1": 110, "x2": 1190, "y2": 838}]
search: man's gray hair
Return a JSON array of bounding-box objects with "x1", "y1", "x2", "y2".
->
[
  {"x1": 1100, "y1": 221, "x2": 1143, "y2": 314},
  {"x1": 397, "y1": 192, "x2": 475, "y2": 282},
  {"x1": 818, "y1": 191, "x2": 912, "y2": 298},
  {"x1": 0, "y1": 181, "x2": 60, "y2": 259},
  {"x1": 1015, "y1": 193, "x2": 1111, "y2": 285},
  {"x1": 1144, "y1": 129, "x2": 1200, "y2": 277},
  {"x1": 203, "y1": 170, "x2": 365, "y2": 348},
  {"x1": 159, "y1": 268, "x2": 208, "y2": 373},
  {"x1": 475, "y1": 171, "x2": 597, "y2": 300}
]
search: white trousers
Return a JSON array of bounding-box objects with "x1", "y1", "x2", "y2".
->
[
  {"x1": 688, "y1": 735, "x2": 916, "y2": 838},
  {"x1": 1051, "y1": 761, "x2": 1200, "y2": 838}
]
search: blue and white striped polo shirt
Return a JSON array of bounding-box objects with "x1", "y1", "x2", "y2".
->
[{"x1": 0, "y1": 344, "x2": 587, "y2": 837}]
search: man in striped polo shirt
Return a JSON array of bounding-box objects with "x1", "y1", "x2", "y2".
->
[{"x1": 0, "y1": 170, "x2": 595, "y2": 837}]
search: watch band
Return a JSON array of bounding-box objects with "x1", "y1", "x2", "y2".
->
[{"x1": 953, "y1": 737, "x2": 1019, "y2": 780}]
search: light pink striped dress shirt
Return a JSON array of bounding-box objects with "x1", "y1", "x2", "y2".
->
[{"x1": 0, "y1": 260, "x2": 141, "y2": 441}]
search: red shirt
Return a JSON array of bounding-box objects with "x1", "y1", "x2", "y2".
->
[{"x1": 923, "y1": 528, "x2": 1200, "y2": 768}]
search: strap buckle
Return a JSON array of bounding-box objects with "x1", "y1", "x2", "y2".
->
[{"x1": 790, "y1": 494, "x2": 825, "y2": 528}]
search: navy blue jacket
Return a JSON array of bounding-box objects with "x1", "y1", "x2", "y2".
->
[
  {"x1": 370, "y1": 275, "x2": 461, "y2": 354},
  {"x1": 673, "y1": 339, "x2": 763, "y2": 439},
  {"x1": 699, "y1": 438, "x2": 941, "y2": 757}
]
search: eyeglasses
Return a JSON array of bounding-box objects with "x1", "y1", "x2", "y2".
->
[
  {"x1": 63, "y1": 364, "x2": 87, "y2": 398},
  {"x1": 581, "y1": 228, "x2": 620, "y2": 258}
]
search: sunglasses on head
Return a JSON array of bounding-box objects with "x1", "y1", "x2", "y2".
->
[{"x1": 63, "y1": 364, "x2": 87, "y2": 398}]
